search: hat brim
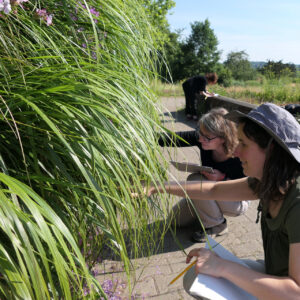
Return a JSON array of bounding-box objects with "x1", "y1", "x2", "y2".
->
[{"x1": 225, "y1": 110, "x2": 300, "y2": 163}]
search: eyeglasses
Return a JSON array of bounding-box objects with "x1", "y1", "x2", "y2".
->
[{"x1": 198, "y1": 130, "x2": 219, "y2": 142}]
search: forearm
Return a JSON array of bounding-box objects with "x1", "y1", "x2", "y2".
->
[
  {"x1": 151, "y1": 178, "x2": 256, "y2": 202},
  {"x1": 221, "y1": 261, "x2": 300, "y2": 299},
  {"x1": 152, "y1": 180, "x2": 216, "y2": 200}
]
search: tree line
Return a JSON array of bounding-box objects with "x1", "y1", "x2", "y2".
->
[
  {"x1": 142, "y1": 1, "x2": 298, "y2": 86},
  {"x1": 161, "y1": 19, "x2": 297, "y2": 85}
]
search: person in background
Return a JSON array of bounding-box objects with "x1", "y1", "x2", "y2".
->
[
  {"x1": 182, "y1": 72, "x2": 218, "y2": 121},
  {"x1": 284, "y1": 103, "x2": 300, "y2": 117},
  {"x1": 158, "y1": 107, "x2": 248, "y2": 242},
  {"x1": 151, "y1": 103, "x2": 300, "y2": 299}
]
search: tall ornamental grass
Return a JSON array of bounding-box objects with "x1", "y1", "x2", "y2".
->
[{"x1": 0, "y1": 0, "x2": 170, "y2": 298}]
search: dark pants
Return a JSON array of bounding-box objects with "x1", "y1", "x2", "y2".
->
[
  {"x1": 197, "y1": 94, "x2": 207, "y2": 116},
  {"x1": 182, "y1": 81, "x2": 197, "y2": 116}
]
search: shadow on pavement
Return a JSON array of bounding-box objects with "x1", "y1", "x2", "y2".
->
[
  {"x1": 150, "y1": 221, "x2": 199, "y2": 254},
  {"x1": 99, "y1": 220, "x2": 199, "y2": 262},
  {"x1": 160, "y1": 108, "x2": 197, "y2": 129}
]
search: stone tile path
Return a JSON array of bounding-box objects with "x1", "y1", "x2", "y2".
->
[{"x1": 96, "y1": 96, "x2": 264, "y2": 299}]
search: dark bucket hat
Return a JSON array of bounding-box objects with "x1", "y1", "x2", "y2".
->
[{"x1": 225, "y1": 103, "x2": 300, "y2": 163}]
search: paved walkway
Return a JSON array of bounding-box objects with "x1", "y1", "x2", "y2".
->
[{"x1": 95, "y1": 96, "x2": 264, "y2": 299}]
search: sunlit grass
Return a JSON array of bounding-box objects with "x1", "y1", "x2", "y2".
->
[
  {"x1": 158, "y1": 78, "x2": 300, "y2": 104},
  {"x1": 213, "y1": 80, "x2": 300, "y2": 104},
  {"x1": 0, "y1": 0, "x2": 172, "y2": 298},
  {"x1": 151, "y1": 79, "x2": 184, "y2": 97}
]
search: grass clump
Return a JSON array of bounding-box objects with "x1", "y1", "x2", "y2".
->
[{"x1": 0, "y1": 0, "x2": 171, "y2": 298}]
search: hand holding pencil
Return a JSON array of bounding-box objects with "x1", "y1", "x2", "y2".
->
[
  {"x1": 168, "y1": 260, "x2": 197, "y2": 285},
  {"x1": 168, "y1": 249, "x2": 203, "y2": 286},
  {"x1": 169, "y1": 246, "x2": 221, "y2": 286}
]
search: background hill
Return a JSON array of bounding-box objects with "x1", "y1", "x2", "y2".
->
[{"x1": 251, "y1": 61, "x2": 300, "y2": 70}]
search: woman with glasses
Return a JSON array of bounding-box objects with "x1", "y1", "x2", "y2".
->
[{"x1": 158, "y1": 107, "x2": 248, "y2": 242}]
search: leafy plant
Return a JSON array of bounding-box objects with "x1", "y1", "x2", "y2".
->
[
  {"x1": 0, "y1": 0, "x2": 171, "y2": 298},
  {"x1": 259, "y1": 60, "x2": 297, "y2": 79}
]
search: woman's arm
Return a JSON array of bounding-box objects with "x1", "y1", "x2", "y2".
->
[
  {"x1": 149, "y1": 177, "x2": 257, "y2": 202},
  {"x1": 186, "y1": 244, "x2": 300, "y2": 300},
  {"x1": 200, "y1": 91, "x2": 215, "y2": 98}
]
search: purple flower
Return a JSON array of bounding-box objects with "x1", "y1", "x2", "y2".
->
[
  {"x1": 90, "y1": 7, "x2": 99, "y2": 17},
  {"x1": 0, "y1": 0, "x2": 12, "y2": 14},
  {"x1": 91, "y1": 268, "x2": 99, "y2": 276},
  {"x1": 46, "y1": 14, "x2": 53, "y2": 26},
  {"x1": 13, "y1": 0, "x2": 28, "y2": 9},
  {"x1": 83, "y1": 287, "x2": 90, "y2": 296},
  {"x1": 79, "y1": 2, "x2": 87, "y2": 10},
  {"x1": 36, "y1": 8, "x2": 53, "y2": 26},
  {"x1": 36, "y1": 8, "x2": 47, "y2": 17},
  {"x1": 101, "y1": 279, "x2": 113, "y2": 292},
  {"x1": 15, "y1": 0, "x2": 28, "y2": 4},
  {"x1": 70, "y1": 13, "x2": 77, "y2": 21},
  {"x1": 91, "y1": 51, "x2": 97, "y2": 60}
]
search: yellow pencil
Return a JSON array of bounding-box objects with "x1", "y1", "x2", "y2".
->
[{"x1": 168, "y1": 260, "x2": 196, "y2": 285}]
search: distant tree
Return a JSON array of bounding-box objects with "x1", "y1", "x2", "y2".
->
[
  {"x1": 223, "y1": 51, "x2": 256, "y2": 81},
  {"x1": 142, "y1": 0, "x2": 175, "y2": 47},
  {"x1": 159, "y1": 29, "x2": 184, "y2": 82},
  {"x1": 159, "y1": 19, "x2": 221, "y2": 82},
  {"x1": 180, "y1": 19, "x2": 221, "y2": 79},
  {"x1": 259, "y1": 60, "x2": 297, "y2": 78},
  {"x1": 215, "y1": 63, "x2": 233, "y2": 87}
]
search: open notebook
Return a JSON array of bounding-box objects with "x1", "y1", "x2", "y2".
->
[
  {"x1": 170, "y1": 161, "x2": 214, "y2": 174},
  {"x1": 185, "y1": 236, "x2": 257, "y2": 300}
]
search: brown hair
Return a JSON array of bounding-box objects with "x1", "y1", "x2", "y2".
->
[
  {"x1": 205, "y1": 72, "x2": 218, "y2": 84},
  {"x1": 242, "y1": 117, "x2": 300, "y2": 206},
  {"x1": 199, "y1": 107, "x2": 238, "y2": 155}
]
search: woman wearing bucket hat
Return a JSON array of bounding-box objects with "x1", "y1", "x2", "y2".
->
[{"x1": 146, "y1": 103, "x2": 300, "y2": 299}]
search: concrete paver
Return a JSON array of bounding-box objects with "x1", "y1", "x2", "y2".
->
[{"x1": 96, "y1": 96, "x2": 264, "y2": 299}]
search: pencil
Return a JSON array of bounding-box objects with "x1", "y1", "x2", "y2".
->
[{"x1": 168, "y1": 260, "x2": 196, "y2": 285}]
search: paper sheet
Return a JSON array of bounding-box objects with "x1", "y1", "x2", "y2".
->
[
  {"x1": 170, "y1": 161, "x2": 214, "y2": 173},
  {"x1": 189, "y1": 236, "x2": 257, "y2": 300}
]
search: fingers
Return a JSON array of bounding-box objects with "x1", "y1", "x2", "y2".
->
[
  {"x1": 186, "y1": 248, "x2": 202, "y2": 263},
  {"x1": 202, "y1": 170, "x2": 225, "y2": 181},
  {"x1": 131, "y1": 185, "x2": 157, "y2": 198},
  {"x1": 201, "y1": 170, "x2": 215, "y2": 180},
  {"x1": 130, "y1": 186, "x2": 150, "y2": 198},
  {"x1": 146, "y1": 185, "x2": 156, "y2": 197},
  {"x1": 200, "y1": 170, "x2": 210, "y2": 177},
  {"x1": 186, "y1": 248, "x2": 224, "y2": 277}
]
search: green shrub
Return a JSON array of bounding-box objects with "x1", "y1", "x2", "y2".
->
[{"x1": 0, "y1": 0, "x2": 170, "y2": 298}]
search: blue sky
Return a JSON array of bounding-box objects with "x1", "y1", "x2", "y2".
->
[{"x1": 167, "y1": 0, "x2": 300, "y2": 64}]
